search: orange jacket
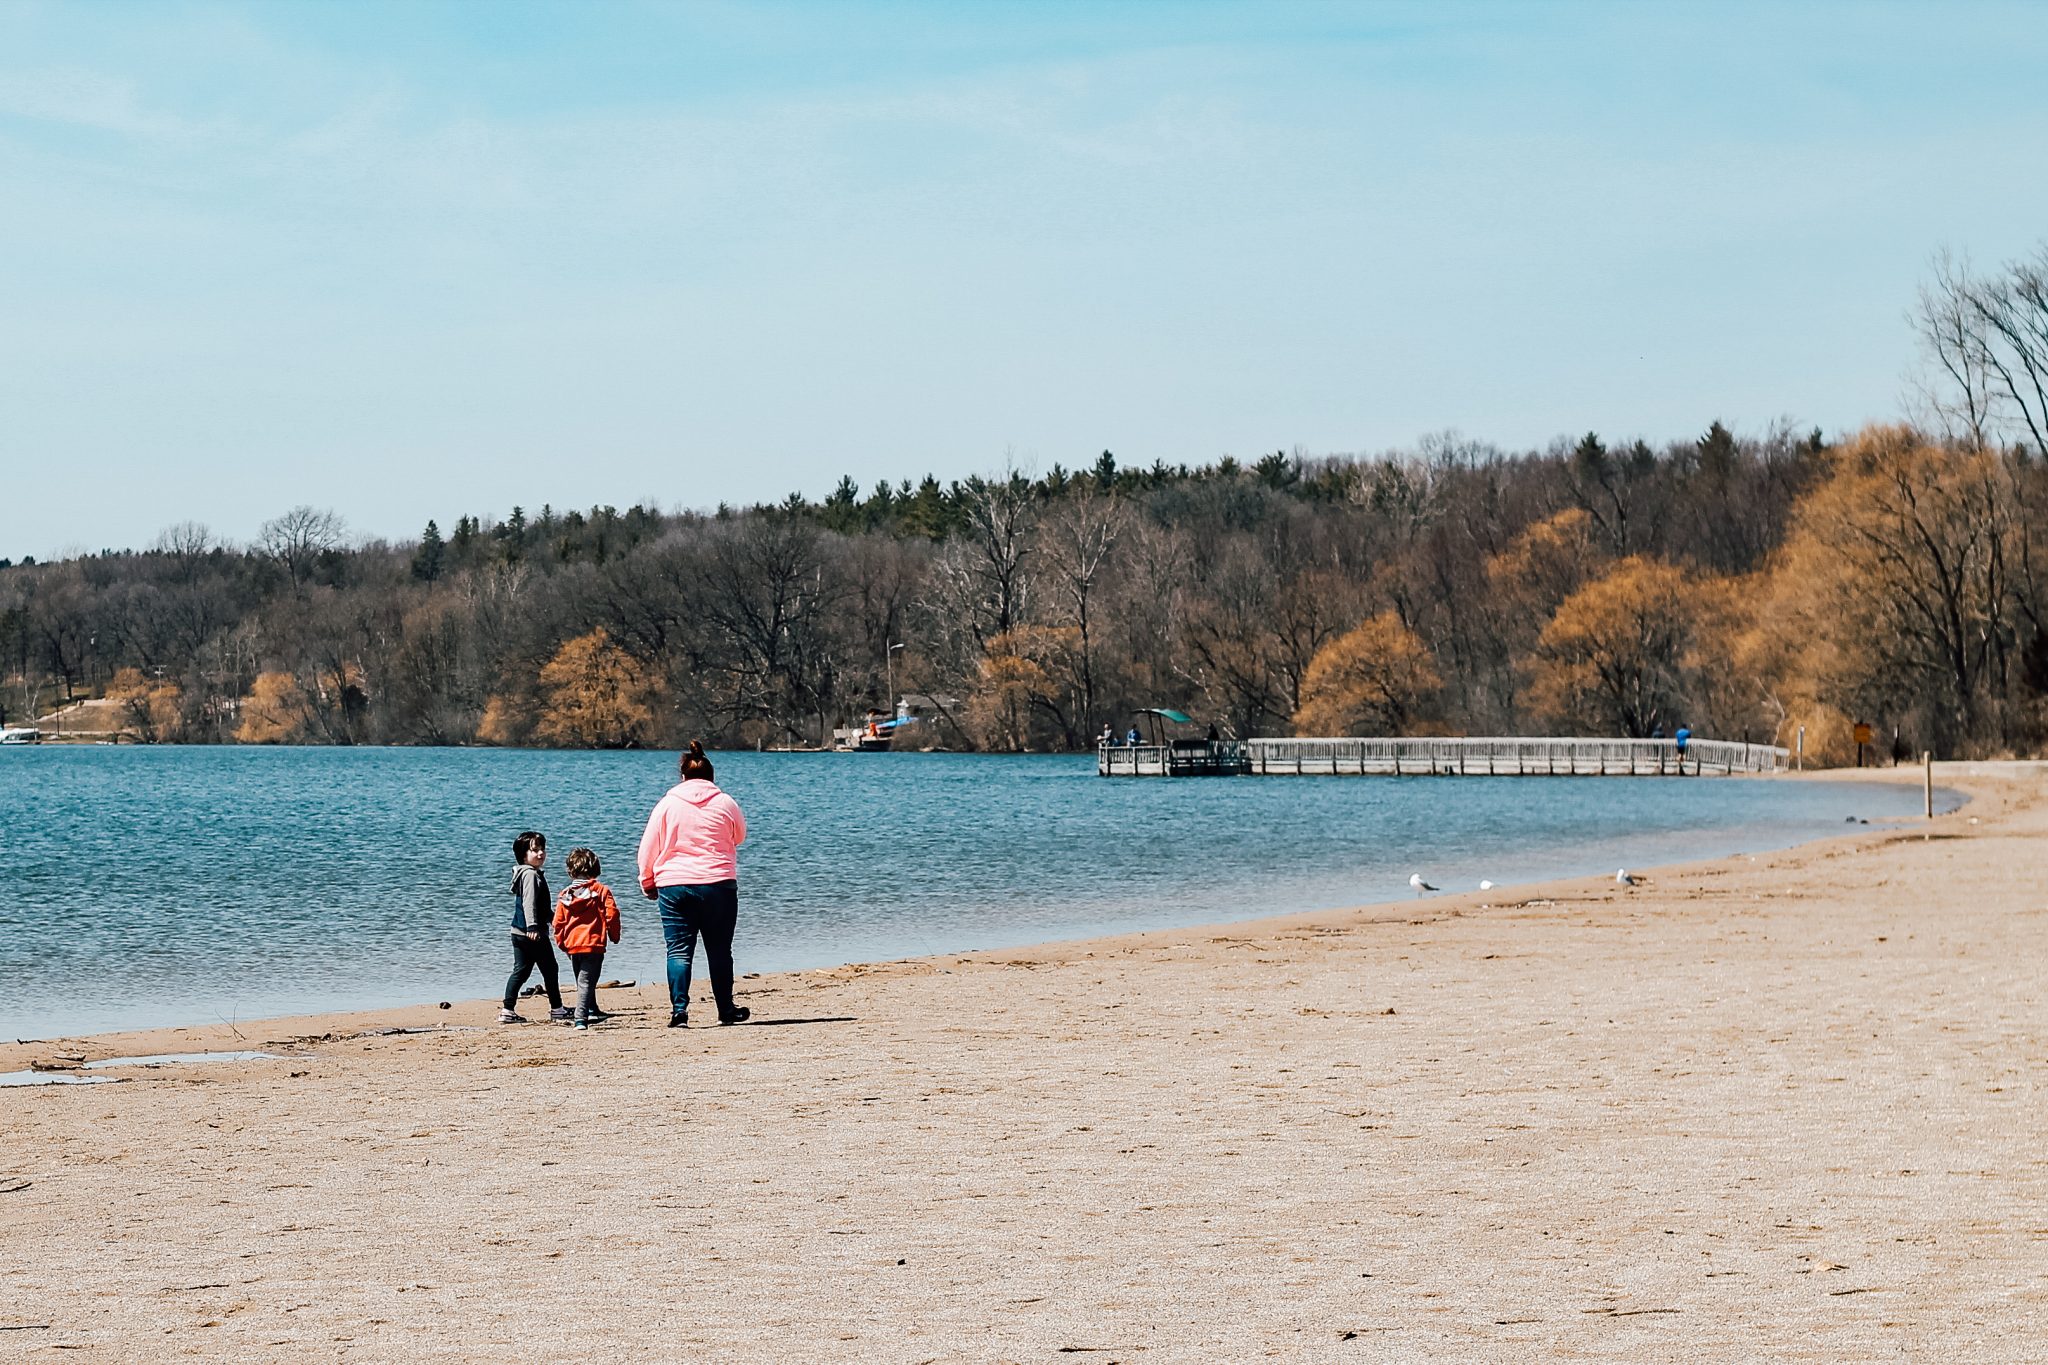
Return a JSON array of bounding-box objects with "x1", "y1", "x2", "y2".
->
[{"x1": 553, "y1": 879, "x2": 621, "y2": 955}]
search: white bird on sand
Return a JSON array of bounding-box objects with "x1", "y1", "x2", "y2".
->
[
  {"x1": 1409, "y1": 873, "x2": 1438, "y2": 896},
  {"x1": 1616, "y1": 868, "x2": 1642, "y2": 887},
  {"x1": 1478, "y1": 879, "x2": 1495, "y2": 891}
]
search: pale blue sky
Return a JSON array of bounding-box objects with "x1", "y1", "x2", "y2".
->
[{"x1": 4, "y1": 0, "x2": 2046, "y2": 556}]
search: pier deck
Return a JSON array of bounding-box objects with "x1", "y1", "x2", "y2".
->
[{"x1": 1098, "y1": 736, "x2": 1788, "y2": 777}]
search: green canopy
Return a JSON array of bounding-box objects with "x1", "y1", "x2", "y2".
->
[{"x1": 1139, "y1": 708, "x2": 1194, "y2": 724}]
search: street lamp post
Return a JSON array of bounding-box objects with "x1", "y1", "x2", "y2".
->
[{"x1": 886, "y1": 642, "x2": 905, "y2": 719}]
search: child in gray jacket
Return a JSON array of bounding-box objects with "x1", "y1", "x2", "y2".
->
[{"x1": 501, "y1": 830, "x2": 571, "y2": 1023}]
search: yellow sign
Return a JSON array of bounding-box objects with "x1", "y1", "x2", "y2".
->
[{"x1": 1853, "y1": 723, "x2": 1873, "y2": 746}]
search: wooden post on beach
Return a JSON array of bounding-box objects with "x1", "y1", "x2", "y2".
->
[{"x1": 1924, "y1": 751, "x2": 1933, "y2": 818}]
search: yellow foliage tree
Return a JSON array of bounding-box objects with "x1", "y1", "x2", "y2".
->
[
  {"x1": 1484, "y1": 506, "x2": 1607, "y2": 614},
  {"x1": 1735, "y1": 424, "x2": 2022, "y2": 759},
  {"x1": 235, "y1": 671, "x2": 311, "y2": 744},
  {"x1": 967, "y1": 628, "x2": 1069, "y2": 751},
  {"x1": 1525, "y1": 557, "x2": 1711, "y2": 737},
  {"x1": 1292, "y1": 612, "x2": 1441, "y2": 735},
  {"x1": 534, "y1": 629, "x2": 660, "y2": 748},
  {"x1": 106, "y1": 666, "x2": 183, "y2": 743},
  {"x1": 475, "y1": 694, "x2": 531, "y2": 747}
]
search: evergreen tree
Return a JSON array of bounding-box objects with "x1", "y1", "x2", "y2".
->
[
  {"x1": 1253, "y1": 451, "x2": 1296, "y2": 489},
  {"x1": 1570, "y1": 432, "x2": 1610, "y2": 485},
  {"x1": 1092, "y1": 450, "x2": 1119, "y2": 490},
  {"x1": 1696, "y1": 420, "x2": 1739, "y2": 484},
  {"x1": 410, "y1": 519, "x2": 445, "y2": 582}
]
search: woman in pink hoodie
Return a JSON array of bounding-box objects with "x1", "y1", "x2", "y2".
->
[{"x1": 638, "y1": 740, "x2": 750, "y2": 1028}]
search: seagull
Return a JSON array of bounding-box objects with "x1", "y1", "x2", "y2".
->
[
  {"x1": 1616, "y1": 868, "x2": 1642, "y2": 887},
  {"x1": 1478, "y1": 879, "x2": 1495, "y2": 891},
  {"x1": 1409, "y1": 873, "x2": 1438, "y2": 896}
]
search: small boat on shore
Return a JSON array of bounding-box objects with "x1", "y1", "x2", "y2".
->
[
  {"x1": 833, "y1": 710, "x2": 907, "y2": 751},
  {"x1": 0, "y1": 725, "x2": 42, "y2": 745}
]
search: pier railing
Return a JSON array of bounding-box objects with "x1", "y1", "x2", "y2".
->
[
  {"x1": 1098, "y1": 741, "x2": 1252, "y2": 777},
  {"x1": 1099, "y1": 736, "x2": 1789, "y2": 777},
  {"x1": 1246, "y1": 736, "x2": 1786, "y2": 776}
]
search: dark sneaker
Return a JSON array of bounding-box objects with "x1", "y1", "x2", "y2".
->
[
  {"x1": 585, "y1": 1009, "x2": 613, "y2": 1023},
  {"x1": 718, "y1": 1007, "x2": 751, "y2": 1026},
  {"x1": 548, "y1": 1006, "x2": 575, "y2": 1022},
  {"x1": 668, "y1": 1012, "x2": 689, "y2": 1028},
  {"x1": 498, "y1": 1009, "x2": 526, "y2": 1024}
]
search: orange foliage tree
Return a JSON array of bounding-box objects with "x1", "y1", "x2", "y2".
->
[
  {"x1": 475, "y1": 694, "x2": 532, "y2": 747},
  {"x1": 1485, "y1": 507, "x2": 1608, "y2": 619},
  {"x1": 1292, "y1": 612, "x2": 1442, "y2": 735},
  {"x1": 106, "y1": 666, "x2": 183, "y2": 742},
  {"x1": 1526, "y1": 557, "x2": 1713, "y2": 737},
  {"x1": 966, "y1": 627, "x2": 1074, "y2": 751},
  {"x1": 235, "y1": 671, "x2": 311, "y2": 744},
  {"x1": 533, "y1": 629, "x2": 660, "y2": 748},
  {"x1": 1736, "y1": 425, "x2": 2027, "y2": 758}
]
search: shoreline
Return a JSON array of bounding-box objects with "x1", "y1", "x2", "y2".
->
[
  {"x1": 9, "y1": 762, "x2": 2044, "y2": 1358},
  {"x1": 1, "y1": 767, "x2": 1978, "y2": 1066},
  {"x1": 0, "y1": 769, "x2": 1982, "y2": 1064}
]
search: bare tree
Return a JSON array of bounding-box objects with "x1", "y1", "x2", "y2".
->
[
  {"x1": 152, "y1": 521, "x2": 217, "y2": 583},
  {"x1": 1917, "y1": 244, "x2": 2048, "y2": 454},
  {"x1": 696, "y1": 513, "x2": 837, "y2": 743},
  {"x1": 1914, "y1": 252, "x2": 2000, "y2": 450},
  {"x1": 838, "y1": 533, "x2": 930, "y2": 706},
  {"x1": 259, "y1": 506, "x2": 346, "y2": 594},
  {"x1": 956, "y1": 470, "x2": 1036, "y2": 642},
  {"x1": 1036, "y1": 490, "x2": 1127, "y2": 733}
]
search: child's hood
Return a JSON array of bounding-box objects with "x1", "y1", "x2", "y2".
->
[
  {"x1": 511, "y1": 863, "x2": 544, "y2": 893},
  {"x1": 558, "y1": 877, "x2": 607, "y2": 906}
]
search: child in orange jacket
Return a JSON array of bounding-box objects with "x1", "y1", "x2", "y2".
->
[{"x1": 553, "y1": 848, "x2": 622, "y2": 1029}]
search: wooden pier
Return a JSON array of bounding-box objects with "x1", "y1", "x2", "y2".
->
[
  {"x1": 1098, "y1": 736, "x2": 1789, "y2": 777},
  {"x1": 1098, "y1": 739, "x2": 1252, "y2": 777}
]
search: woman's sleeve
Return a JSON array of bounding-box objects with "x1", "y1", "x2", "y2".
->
[
  {"x1": 637, "y1": 802, "x2": 662, "y2": 888},
  {"x1": 728, "y1": 797, "x2": 747, "y2": 849}
]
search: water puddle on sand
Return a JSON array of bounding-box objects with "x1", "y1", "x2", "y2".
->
[{"x1": 1, "y1": 1050, "x2": 281, "y2": 1087}]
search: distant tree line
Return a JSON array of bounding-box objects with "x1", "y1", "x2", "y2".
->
[{"x1": 6, "y1": 245, "x2": 2048, "y2": 762}]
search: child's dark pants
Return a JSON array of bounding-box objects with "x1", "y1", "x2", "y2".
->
[
  {"x1": 570, "y1": 950, "x2": 605, "y2": 1022},
  {"x1": 504, "y1": 932, "x2": 563, "y2": 1012}
]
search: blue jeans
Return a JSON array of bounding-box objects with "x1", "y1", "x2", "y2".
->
[{"x1": 657, "y1": 881, "x2": 739, "y2": 1020}]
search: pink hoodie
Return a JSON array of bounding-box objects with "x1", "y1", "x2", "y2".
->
[{"x1": 638, "y1": 779, "x2": 747, "y2": 889}]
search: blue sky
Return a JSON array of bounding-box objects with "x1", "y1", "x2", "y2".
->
[{"x1": 3, "y1": 0, "x2": 2046, "y2": 555}]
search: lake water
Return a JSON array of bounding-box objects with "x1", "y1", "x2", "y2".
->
[{"x1": 0, "y1": 747, "x2": 1943, "y2": 1038}]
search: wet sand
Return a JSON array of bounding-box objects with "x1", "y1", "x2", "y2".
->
[{"x1": 4, "y1": 765, "x2": 2045, "y2": 1361}]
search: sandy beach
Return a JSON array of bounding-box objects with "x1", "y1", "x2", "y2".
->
[{"x1": 4, "y1": 765, "x2": 2045, "y2": 1361}]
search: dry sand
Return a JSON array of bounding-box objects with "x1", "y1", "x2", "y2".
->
[{"x1": 4, "y1": 765, "x2": 2046, "y2": 1362}]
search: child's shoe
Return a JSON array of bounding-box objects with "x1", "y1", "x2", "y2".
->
[
  {"x1": 548, "y1": 1006, "x2": 575, "y2": 1022},
  {"x1": 498, "y1": 1009, "x2": 525, "y2": 1024}
]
